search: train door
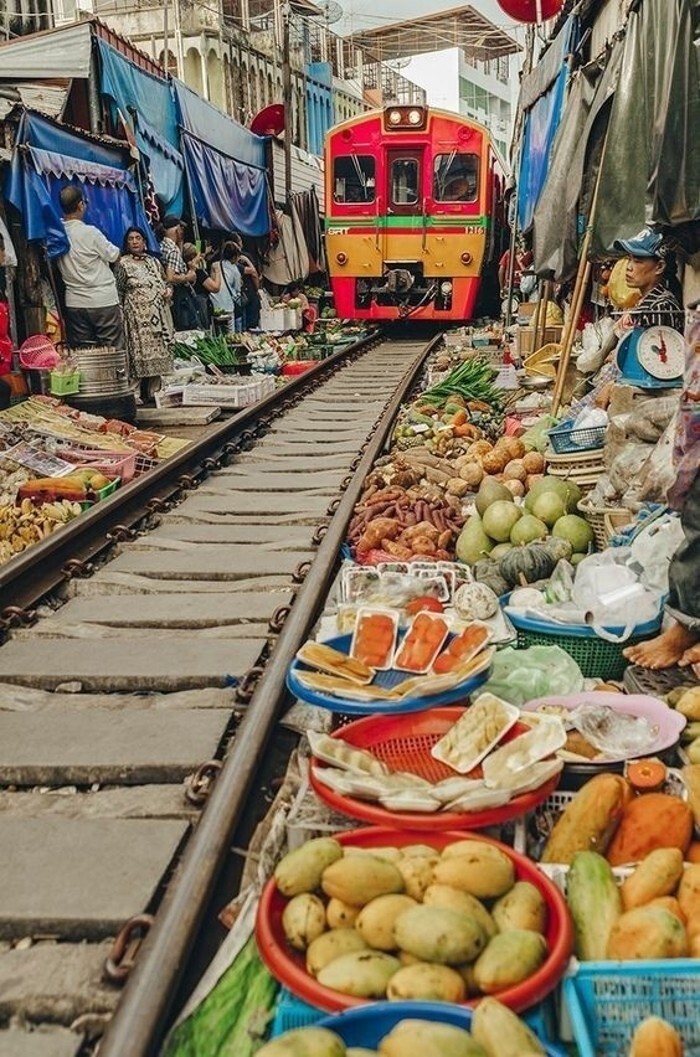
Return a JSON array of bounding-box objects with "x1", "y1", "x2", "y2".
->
[{"x1": 384, "y1": 149, "x2": 424, "y2": 267}]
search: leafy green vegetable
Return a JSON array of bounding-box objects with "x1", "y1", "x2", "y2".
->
[
  {"x1": 173, "y1": 336, "x2": 247, "y2": 368},
  {"x1": 421, "y1": 358, "x2": 504, "y2": 410},
  {"x1": 162, "y1": 937, "x2": 278, "y2": 1057}
]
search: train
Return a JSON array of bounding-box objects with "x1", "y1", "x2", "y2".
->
[{"x1": 324, "y1": 104, "x2": 508, "y2": 322}]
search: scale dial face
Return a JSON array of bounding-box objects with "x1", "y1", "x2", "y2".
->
[{"x1": 637, "y1": 326, "x2": 685, "y2": 380}]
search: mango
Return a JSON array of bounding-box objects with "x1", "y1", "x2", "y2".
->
[
  {"x1": 347, "y1": 1051, "x2": 379, "y2": 1057},
  {"x1": 321, "y1": 855, "x2": 404, "y2": 907},
  {"x1": 675, "y1": 687, "x2": 700, "y2": 721},
  {"x1": 433, "y1": 846, "x2": 515, "y2": 900},
  {"x1": 491, "y1": 881, "x2": 547, "y2": 934},
  {"x1": 471, "y1": 997, "x2": 546, "y2": 1056},
  {"x1": 378, "y1": 1019, "x2": 487, "y2": 1057},
  {"x1": 606, "y1": 906, "x2": 689, "y2": 960},
  {"x1": 401, "y1": 843, "x2": 441, "y2": 858},
  {"x1": 326, "y1": 898, "x2": 360, "y2": 929},
  {"x1": 282, "y1": 893, "x2": 327, "y2": 951},
  {"x1": 316, "y1": 950, "x2": 400, "y2": 998},
  {"x1": 306, "y1": 928, "x2": 368, "y2": 977},
  {"x1": 423, "y1": 885, "x2": 497, "y2": 939},
  {"x1": 256, "y1": 1026, "x2": 346, "y2": 1057},
  {"x1": 396, "y1": 855, "x2": 437, "y2": 901},
  {"x1": 393, "y1": 905, "x2": 487, "y2": 965},
  {"x1": 621, "y1": 848, "x2": 684, "y2": 911},
  {"x1": 274, "y1": 838, "x2": 343, "y2": 897},
  {"x1": 473, "y1": 930, "x2": 547, "y2": 993},
  {"x1": 356, "y1": 894, "x2": 417, "y2": 950},
  {"x1": 344, "y1": 846, "x2": 402, "y2": 864},
  {"x1": 386, "y1": 962, "x2": 466, "y2": 1002}
]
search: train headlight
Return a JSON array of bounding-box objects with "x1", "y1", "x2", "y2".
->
[
  {"x1": 336, "y1": 252, "x2": 348, "y2": 265},
  {"x1": 408, "y1": 109, "x2": 422, "y2": 125},
  {"x1": 440, "y1": 281, "x2": 453, "y2": 294},
  {"x1": 460, "y1": 251, "x2": 473, "y2": 265},
  {"x1": 388, "y1": 110, "x2": 402, "y2": 125}
]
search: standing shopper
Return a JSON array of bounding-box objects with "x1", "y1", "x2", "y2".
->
[
  {"x1": 56, "y1": 187, "x2": 124, "y2": 348},
  {"x1": 182, "y1": 243, "x2": 221, "y2": 330},
  {"x1": 159, "y1": 216, "x2": 198, "y2": 331},
  {"x1": 209, "y1": 243, "x2": 243, "y2": 333},
  {"x1": 116, "y1": 227, "x2": 174, "y2": 402}
]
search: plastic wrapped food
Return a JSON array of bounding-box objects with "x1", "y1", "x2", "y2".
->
[
  {"x1": 431, "y1": 694, "x2": 519, "y2": 774},
  {"x1": 307, "y1": 731, "x2": 390, "y2": 776},
  {"x1": 482, "y1": 715, "x2": 567, "y2": 785},
  {"x1": 570, "y1": 703, "x2": 658, "y2": 756}
]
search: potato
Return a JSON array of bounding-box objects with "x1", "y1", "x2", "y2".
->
[
  {"x1": 356, "y1": 894, "x2": 417, "y2": 950},
  {"x1": 274, "y1": 838, "x2": 343, "y2": 897},
  {"x1": 282, "y1": 893, "x2": 327, "y2": 951},
  {"x1": 473, "y1": 930, "x2": 548, "y2": 993},
  {"x1": 386, "y1": 961, "x2": 466, "y2": 1002},
  {"x1": 321, "y1": 855, "x2": 404, "y2": 907},
  {"x1": 257, "y1": 1026, "x2": 346, "y2": 1057},
  {"x1": 621, "y1": 848, "x2": 685, "y2": 910},
  {"x1": 433, "y1": 847, "x2": 515, "y2": 900},
  {"x1": 393, "y1": 905, "x2": 487, "y2": 965},
  {"x1": 492, "y1": 881, "x2": 547, "y2": 934},
  {"x1": 423, "y1": 885, "x2": 498, "y2": 939},
  {"x1": 316, "y1": 950, "x2": 400, "y2": 998},
  {"x1": 606, "y1": 906, "x2": 688, "y2": 960},
  {"x1": 326, "y1": 898, "x2": 360, "y2": 929},
  {"x1": 306, "y1": 929, "x2": 368, "y2": 977},
  {"x1": 379, "y1": 1019, "x2": 487, "y2": 1057},
  {"x1": 397, "y1": 855, "x2": 438, "y2": 901}
]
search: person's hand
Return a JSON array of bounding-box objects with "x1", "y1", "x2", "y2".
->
[
  {"x1": 163, "y1": 286, "x2": 173, "y2": 303},
  {"x1": 615, "y1": 312, "x2": 635, "y2": 337}
]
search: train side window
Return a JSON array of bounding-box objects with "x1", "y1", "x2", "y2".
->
[
  {"x1": 333, "y1": 155, "x2": 375, "y2": 203},
  {"x1": 433, "y1": 153, "x2": 479, "y2": 202},
  {"x1": 390, "y1": 158, "x2": 419, "y2": 205}
]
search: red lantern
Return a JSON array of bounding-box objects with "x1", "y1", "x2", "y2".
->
[{"x1": 496, "y1": 0, "x2": 563, "y2": 22}]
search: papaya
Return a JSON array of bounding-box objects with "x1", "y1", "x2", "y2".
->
[
  {"x1": 541, "y1": 774, "x2": 632, "y2": 864},
  {"x1": 566, "y1": 851, "x2": 621, "y2": 961},
  {"x1": 628, "y1": 1016, "x2": 683, "y2": 1057},
  {"x1": 620, "y1": 848, "x2": 685, "y2": 910},
  {"x1": 606, "y1": 793, "x2": 693, "y2": 866},
  {"x1": 606, "y1": 906, "x2": 688, "y2": 960}
]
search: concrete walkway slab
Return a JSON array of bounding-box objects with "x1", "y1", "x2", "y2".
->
[
  {"x1": 0, "y1": 684, "x2": 237, "y2": 713},
  {"x1": 107, "y1": 546, "x2": 310, "y2": 580},
  {"x1": 244, "y1": 455, "x2": 351, "y2": 471},
  {"x1": 0, "y1": 638, "x2": 260, "y2": 690},
  {"x1": 54, "y1": 591, "x2": 292, "y2": 627},
  {"x1": 136, "y1": 523, "x2": 313, "y2": 548},
  {"x1": 0, "y1": 709, "x2": 228, "y2": 785},
  {"x1": 258, "y1": 437, "x2": 361, "y2": 451},
  {"x1": 0, "y1": 942, "x2": 118, "y2": 1024},
  {"x1": 13, "y1": 621, "x2": 268, "y2": 641},
  {"x1": 204, "y1": 469, "x2": 344, "y2": 490},
  {"x1": 176, "y1": 492, "x2": 330, "y2": 516},
  {"x1": 0, "y1": 786, "x2": 198, "y2": 821},
  {"x1": 0, "y1": 1027, "x2": 84, "y2": 1057},
  {"x1": 0, "y1": 818, "x2": 188, "y2": 939},
  {"x1": 69, "y1": 572, "x2": 295, "y2": 595}
]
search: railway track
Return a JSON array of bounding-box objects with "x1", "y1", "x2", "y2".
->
[{"x1": 0, "y1": 331, "x2": 438, "y2": 1057}]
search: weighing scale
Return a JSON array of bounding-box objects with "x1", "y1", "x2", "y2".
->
[{"x1": 616, "y1": 326, "x2": 685, "y2": 388}]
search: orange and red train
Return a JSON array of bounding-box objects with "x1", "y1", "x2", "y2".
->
[{"x1": 324, "y1": 104, "x2": 508, "y2": 322}]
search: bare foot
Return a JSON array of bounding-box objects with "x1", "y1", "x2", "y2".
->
[
  {"x1": 623, "y1": 622, "x2": 699, "y2": 670},
  {"x1": 679, "y1": 642, "x2": 700, "y2": 667}
]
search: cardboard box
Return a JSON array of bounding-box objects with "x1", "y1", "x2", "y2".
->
[{"x1": 517, "y1": 325, "x2": 563, "y2": 357}]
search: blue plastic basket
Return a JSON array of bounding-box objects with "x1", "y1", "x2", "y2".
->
[
  {"x1": 272, "y1": 989, "x2": 563, "y2": 1051},
  {"x1": 547, "y1": 419, "x2": 606, "y2": 454},
  {"x1": 564, "y1": 961, "x2": 700, "y2": 1057}
]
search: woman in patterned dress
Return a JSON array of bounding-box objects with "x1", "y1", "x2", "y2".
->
[{"x1": 116, "y1": 227, "x2": 174, "y2": 401}]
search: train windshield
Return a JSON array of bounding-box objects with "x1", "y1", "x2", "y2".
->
[
  {"x1": 433, "y1": 152, "x2": 479, "y2": 202},
  {"x1": 333, "y1": 155, "x2": 376, "y2": 203},
  {"x1": 390, "y1": 157, "x2": 420, "y2": 205}
]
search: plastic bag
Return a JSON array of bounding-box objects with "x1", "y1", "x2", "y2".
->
[
  {"x1": 479, "y1": 645, "x2": 584, "y2": 706},
  {"x1": 522, "y1": 414, "x2": 561, "y2": 453},
  {"x1": 578, "y1": 318, "x2": 616, "y2": 374},
  {"x1": 572, "y1": 552, "x2": 662, "y2": 640},
  {"x1": 629, "y1": 511, "x2": 684, "y2": 593}
]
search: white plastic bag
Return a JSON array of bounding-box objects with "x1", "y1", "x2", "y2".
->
[{"x1": 572, "y1": 551, "x2": 662, "y2": 641}]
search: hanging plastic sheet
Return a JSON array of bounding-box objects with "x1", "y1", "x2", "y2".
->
[
  {"x1": 96, "y1": 39, "x2": 184, "y2": 215},
  {"x1": 592, "y1": 0, "x2": 700, "y2": 254},
  {"x1": 5, "y1": 112, "x2": 156, "y2": 258},
  {"x1": 516, "y1": 18, "x2": 577, "y2": 232},
  {"x1": 532, "y1": 42, "x2": 623, "y2": 280},
  {"x1": 173, "y1": 81, "x2": 269, "y2": 236}
]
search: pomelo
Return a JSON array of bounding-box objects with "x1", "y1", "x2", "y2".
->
[
  {"x1": 510, "y1": 514, "x2": 548, "y2": 545},
  {"x1": 456, "y1": 515, "x2": 495, "y2": 565},
  {"x1": 552, "y1": 514, "x2": 594, "y2": 553},
  {"x1": 482, "y1": 501, "x2": 523, "y2": 543},
  {"x1": 525, "y1": 475, "x2": 582, "y2": 514},
  {"x1": 530, "y1": 491, "x2": 567, "y2": 528},
  {"x1": 475, "y1": 478, "x2": 514, "y2": 517}
]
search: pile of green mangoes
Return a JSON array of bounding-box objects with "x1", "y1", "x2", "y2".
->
[
  {"x1": 268, "y1": 836, "x2": 550, "y2": 1004},
  {"x1": 258, "y1": 999, "x2": 549, "y2": 1056}
]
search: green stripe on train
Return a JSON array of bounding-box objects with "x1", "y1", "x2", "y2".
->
[{"x1": 325, "y1": 215, "x2": 489, "y2": 230}]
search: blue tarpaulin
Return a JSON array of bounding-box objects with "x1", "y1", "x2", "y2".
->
[
  {"x1": 173, "y1": 81, "x2": 269, "y2": 236},
  {"x1": 5, "y1": 112, "x2": 156, "y2": 258},
  {"x1": 517, "y1": 19, "x2": 577, "y2": 232},
  {"x1": 97, "y1": 39, "x2": 184, "y2": 214}
]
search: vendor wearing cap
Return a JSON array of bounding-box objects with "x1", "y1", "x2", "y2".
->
[{"x1": 613, "y1": 228, "x2": 684, "y2": 334}]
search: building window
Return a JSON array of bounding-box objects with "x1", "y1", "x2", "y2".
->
[
  {"x1": 390, "y1": 158, "x2": 419, "y2": 205},
  {"x1": 433, "y1": 152, "x2": 479, "y2": 202},
  {"x1": 333, "y1": 155, "x2": 376, "y2": 202}
]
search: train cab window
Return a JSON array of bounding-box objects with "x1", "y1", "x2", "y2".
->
[
  {"x1": 390, "y1": 158, "x2": 419, "y2": 205},
  {"x1": 433, "y1": 153, "x2": 479, "y2": 202},
  {"x1": 333, "y1": 155, "x2": 375, "y2": 203}
]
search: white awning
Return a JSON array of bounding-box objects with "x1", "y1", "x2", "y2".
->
[{"x1": 0, "y1": 22, "x2": 93, "y2": 79}]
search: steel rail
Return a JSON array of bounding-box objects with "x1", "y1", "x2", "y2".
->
[
  {"x1": 0, "y1": 332, "x2": 381, "y2": 613},
  {"x1": 98, "y1": 333, "x2": 442, "y2": 1057}
]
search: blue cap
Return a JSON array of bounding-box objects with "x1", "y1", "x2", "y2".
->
[{"x1": 613, "y1": 227, "x2": 664, "y2": 258}]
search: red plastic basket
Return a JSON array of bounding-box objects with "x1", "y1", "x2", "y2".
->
[
  {"x1": 18, "y1": 336, "x2": 61, "y2": 369},
  {"x1": 255, "y1": 826, "x2": 573, "y2": 1015},
  {"x1": 282, "y1": 361, "x2": 317, "y2": 376},
  {"x1": 309, "y1": 707, "x2": 560, "y2": 831}
]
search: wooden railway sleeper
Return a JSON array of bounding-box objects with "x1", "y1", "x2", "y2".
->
[
  {"x1": 184, "y1": 760, "x2": 223, "y2": 806},
  {"x1": 235, "y1": 665, "x2": 265, "y2": 703},
  {"x1": 104, "y1": 914, "x2": 155, "y2": 985}
]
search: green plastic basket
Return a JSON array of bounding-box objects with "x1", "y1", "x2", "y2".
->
[{"x1": 513, "y1": 627, "x2": 653, "y2": 681}]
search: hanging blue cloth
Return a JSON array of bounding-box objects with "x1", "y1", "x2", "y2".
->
[
  {"x1": 5, "y1": 112, "x2": 157, "y2": 258},
  {"x1": 96, "y1": 39, "x2": 184, "y2": 214}
]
